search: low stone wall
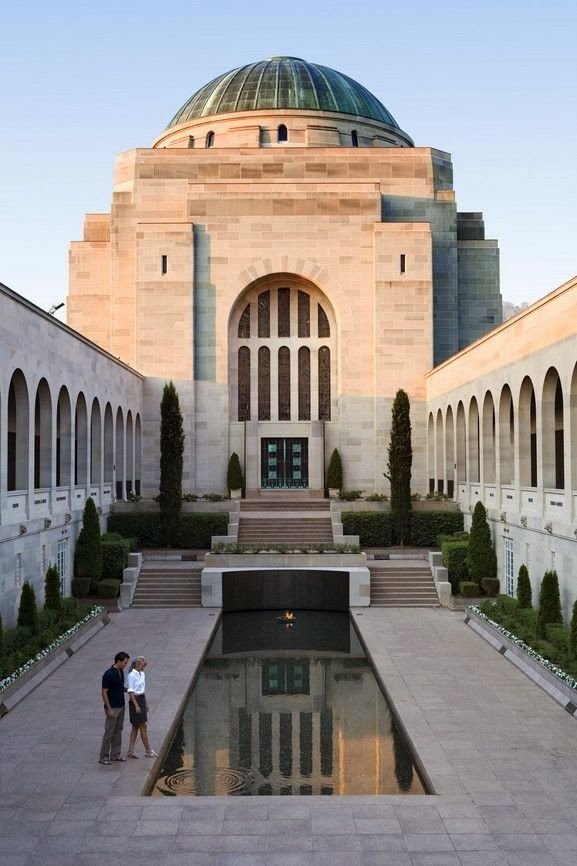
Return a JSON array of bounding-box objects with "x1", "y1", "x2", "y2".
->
[{"x1": 464, "y1": 606, "x2": 577, "y2": 717}]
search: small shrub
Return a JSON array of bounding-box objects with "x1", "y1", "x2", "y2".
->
[
  {"x1": 466, "y1": 502, "x2": 497, "y2": 585},
  {"x1": 202, "y1": 493, "x2": 229, "y2": 502},
  {"x1": 17, "y1": 582, "x2": 39, "y2": 634},
  {"x1": 226, "y1": 453, "x2": 244, "y2": 492},
  {"x1": 97, "y1": 579, "x2": 121, "y2": 599},
  {"x1": 441, "y1": 540, "x2": 469, "y2": 594},
  {"x1": 493, "y1": 594, "x2": 519, "y2": 615},
  {"x1": 425, "y1": 491, "x2": 449, "y2": 501},
  {"x1": 481, "y1": 577, "x2": 500, "y2": 597},
  {"x1": 545, "y1": 623, "x2": 570, "y2": 653},
  {"x1": 338, "y1": 489, "x2": 364, "y2": 501},
  {"x1": 516, "y1": 564, "x2": 532, "y2": 609},
  {"x1": 71, "y1": 577, "x2": 91, "y2": 598},
  {"x1": 327, "y1": 448, "x2": 343, "y2": 490},
  {"x1": 460, "y1": 581, "x2": 480, "y2": 598},
  {"x1": 570, "y1": 600, "x2": 577, "y2": 660},
  {"x1": 38, "y1": 609, "x2": 58, "y2": 630},
  {"x1": 44, "y1": 565, "x2": 62, "y2": 615},
  {"x1": 537, "y1": 570, "x2": 563, "y2": 638},
  {"x1": 182, "y1": 492, "x2": 198, "y2": 502},
  {"x1": 364, "y1": 493, "x2": 388, "y2": 502}
]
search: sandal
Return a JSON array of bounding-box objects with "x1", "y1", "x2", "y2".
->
[
  {"x1": 127, "y1": 752, "x2": 139, "y2": 759},
  {"x1": 145, "y1": 750, "x2": 158, "y2": 758},
  {"x1": 99, "y1": 758, "x2": 111, "y2": 765},
  {"x1": 112, "y1": 756, "x2": 126, "y2": 762}
]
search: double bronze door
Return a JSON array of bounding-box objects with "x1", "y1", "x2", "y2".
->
[{"x1": 261, "y1": 438, "x2": 308, "y2": 489}]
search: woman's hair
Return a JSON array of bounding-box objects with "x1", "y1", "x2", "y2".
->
[{"x1": 130, "y1": 655, "x2": 147, "y2": 670}]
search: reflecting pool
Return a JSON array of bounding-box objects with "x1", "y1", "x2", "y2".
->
[{"x1": 152, "y1": 611, "x2": 426, "y2": 796}]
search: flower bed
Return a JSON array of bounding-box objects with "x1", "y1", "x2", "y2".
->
[
  {"x1": 0, "y1": 605, "x2": 106, "y2": 714},
  {"x1": 465, "y1": 605, "x2": 577, "y2": 716}
]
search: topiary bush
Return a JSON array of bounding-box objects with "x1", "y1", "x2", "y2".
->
[
  {"x1": 341, "y1": 512, "x2": 393, "y2": 547},
  {"x1": 537, "y1": 569, "x2": 563, "y2": 638},
  {"x1": 326, "y1": 448, "x2": 343, "y2": 490},
  {"x1": 107, "y1": 512, "x2": 229, "y2": 549},
  {"x1": 226, "y1": 452, "x2": 244, "y2": 492},
  {"x1": 481, "y1": 577, "x2": 500, "y2": 597},
  {"x1": 466, "y1": 501, "x2": 497, "y2": 586},
  {"x1": 17, "y1": 582, "x2": 39, "y2": 634},
  {"x1": 516, "y1": 564, "x2": 532, "y2": 609},
  {"x1": 441, "y1": 539, "x2": 469, "y2": 594},
  {"x1": 101, "y1": 536, "x2": 131, "y2": 580},
  {"x1": 97, "y1": 579, "x2": 121, "y2": 599},
  {"x1": 44, "y1": 565, "x2": 62, "y2": 615},
  {"x1": 460, "y1": 581, "x2": 480, "y2": 598},
  {"x1": 74, "y1": 497, "x2": 103, "y2": 581}
]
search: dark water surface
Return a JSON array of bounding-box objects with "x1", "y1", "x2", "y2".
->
[{"x1": 152, "y1": 611, "x2": 426, "y2": 796}]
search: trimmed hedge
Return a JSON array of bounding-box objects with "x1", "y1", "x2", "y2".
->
[
  {"x1": 460, "y1": 581, "x2": 480, "y2": 598},
  {"x1": 107, "y1": 512, "x2": 229, "y2": 549},
  {"x1": 341, "y1": 510, "x2": 464, "y2": 548},
  {"x1": 71, "y1": 577, "x2": 91, "y2": 598},
  {"x1": 441, "y1": 540, "x2": 469, "y2": 594},
  {"x1": 101, "y1": 536, "x2": 132, "y2": 580},
  {"x1": 481, "y1": 577, "x2": 500, "y2": 597},
  {"x1": 97, "y1": 579, "x2": 121, "y2": 599}
]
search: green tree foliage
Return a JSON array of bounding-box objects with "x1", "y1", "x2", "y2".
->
[
  {"x1": 385, "y1": 390, "x2": 412, "y2": 545},
  {"x1": 569, "y1": 600, "x2": 577, "y2": 660},
  {"x1": 537, "y1": 569, "x2": 563, "y2": 638},
  {"x1": 74, "y1": 496, "x2": 103, "y2": 580},
  {"x1": 159, "y1": 381, "x2": 185, "y2": 545},
  {"x1": 226, "y1": 452, "x2": 244, "y2": 492},
  {"x1": 326, "y1": 448, "x2": 343, "y2": 490},
  {"x1": 44, "y1": 565, "x2": 62, "y2": 615},
  {"x1": 466, "y1": 502, "x2": 496, "y2": 585},
  {"x1": 516, "y1": 564, "x2": 532, "y2": 609},
  {"x1": 17, "y1": 581, "x2": 39, "y2": 634}
]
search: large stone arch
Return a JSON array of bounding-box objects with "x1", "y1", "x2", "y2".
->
[
  {"x1": 7, "y1": 369, "x2": 30, "y2": 491},
  {"x1": 482, "y1": 390, "x2": 496, "y2": 485},
  {"x1": 542, "y1": 367, "x2": 564, "y2": 490}
]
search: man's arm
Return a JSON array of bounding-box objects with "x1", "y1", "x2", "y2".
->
[{"x1": 102, "y1": 686, "x2": 113, "y2": 717}]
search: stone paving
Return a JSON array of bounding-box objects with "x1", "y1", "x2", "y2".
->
[{"x1": 1, "y1": 606, "x2": 577, "y2": 865}]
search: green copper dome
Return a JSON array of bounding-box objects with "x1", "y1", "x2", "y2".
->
[{"x1": 167, "y1": 57, "x2": 401, "y2": 129}]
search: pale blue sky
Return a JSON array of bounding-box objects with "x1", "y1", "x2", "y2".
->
[{"x1": 1, "y1": 0, "x2": 575, "y2": 318}]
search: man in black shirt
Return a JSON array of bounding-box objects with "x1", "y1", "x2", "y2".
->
[{"x1": 99, "y1": 651, "x2": 129, "y2": 764}]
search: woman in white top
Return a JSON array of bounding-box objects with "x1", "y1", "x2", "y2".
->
[{"x1": 126, "y1": 656, "x2": 158, "y2": 758}]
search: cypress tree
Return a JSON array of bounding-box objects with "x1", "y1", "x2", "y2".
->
[
  {"x1": 326, "y1": 448, "x2": 343, "y2": 491},
  {"x1": 537, "y1": 570, "x2": 563, "y2": 638},
  {"x1": 17, "y1": 581, "x2": 39, "y2": 634},
  {"x1": 226, "y1": 452, "x2": 244, "y2": 492},
  {"x1": 159, "y1": 381, "x2": 185, "y2": 546},
  {"x1": 516, "y1": 564, "x2": 532, "y2": 609},
  {"x1": 44, "y1": 564, "x2": 62, "y2": 615},
  {"x1": 466, "y1": 501, "x2": 496, "y2": 586},
  {"x1": 569, "y1": 600, "x2": 577, "y2": 660},
  {"x1": 74, "y1": 496, "x2": 103, "y2": 580},
  {"x1": 385, "y1": 389, "x2": 412, "y2": 545}
]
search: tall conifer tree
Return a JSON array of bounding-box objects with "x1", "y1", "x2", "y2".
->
[
  {"x1": 386, "y1": 389, "x2": 412, "y2": 545},
  {"x1": 159, "y1": 381, "x2": 185, "y2": 545}
]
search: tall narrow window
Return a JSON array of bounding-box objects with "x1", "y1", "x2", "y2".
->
[
  {"x1": 258, "y1": 291, "x2": 270, "y2": 338},
  {"x1": 238, "y1": 347, "x2": 251, "y2": 421},
  {"x1": 238, "y1": 304, "x2": 251, "y2": 338},
  {"x1": 278, "y1": 347, "x2": 291, "y2": 421},
  {"x1": 277, "y1": 124, "x2": 288, "y2": 143},
  {"x1": 205, "y1": 131, "x2": 214, "y2": 148},
  {"x1": 277, "y1": 287, "x2": 290, "y2": 337},
  {"x1": 318, "y1": 346, "x2": 331, "y2": 420},
  {"x1": 351, "y1": 129, "x2": 359, "y2": 147},
  {"x1": 298, "y1": 347, "x2": 311, "y2": 420},
  {"x1": 400, "y1": 254, "x2": 406, "y2": 274},
  {"x1": 161, "y1": 255, "x2": 168, "y2": 275},
  {"x1": 258, "y1": 347, "x2": 271, "y2": 420},
  {"x1": 318, "y1": 304, "x2": 330, "y2": 338},
  {"x1": 298, "y1": 291, "x2": 310, "y2": 337}
]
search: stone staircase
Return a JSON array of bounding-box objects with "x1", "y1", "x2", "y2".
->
[
  {"x1": 369, "y1": 559, "x2": 439, "y2": 607},
  {"x1": 131, "y1": 561, "x2": 202, "y2": 608},
  {"x1": 237, "y1": 498, "x2": 333, "y2": 546}
]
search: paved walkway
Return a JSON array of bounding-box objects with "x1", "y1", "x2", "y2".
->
[{"x1": 1, "y1": 606, "x2": 577, "y2": 865}]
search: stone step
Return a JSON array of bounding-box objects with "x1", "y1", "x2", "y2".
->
[
  {"x1": 241, "y1": 500, "x2": 329, "y2": 511},
  {"x1": 132, "y1": 568, "x2": 202, "y2": 608}
]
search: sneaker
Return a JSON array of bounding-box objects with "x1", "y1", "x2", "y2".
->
[
  {"x1": 127, "y1": 752, "x2": 139, "y2": 759},
  {"x1": 145, "y1": 750, "x2": 158, "y2": 758}
]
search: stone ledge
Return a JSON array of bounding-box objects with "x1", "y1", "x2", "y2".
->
[
  {"x1": 464, "y1": 606, "x2": 577, "y2": 717},
  {"x1": 0, "y1": 610, "x2": 109, "y2": 715}
]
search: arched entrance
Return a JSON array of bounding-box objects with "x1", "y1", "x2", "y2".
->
[{"x1": 229, "y1": 275, "x2": 337, "y2": 494}]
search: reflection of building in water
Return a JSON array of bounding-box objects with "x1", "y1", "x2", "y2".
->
[{"x1": 179, "y1": 652, "x2": 421, "y2": 795}]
